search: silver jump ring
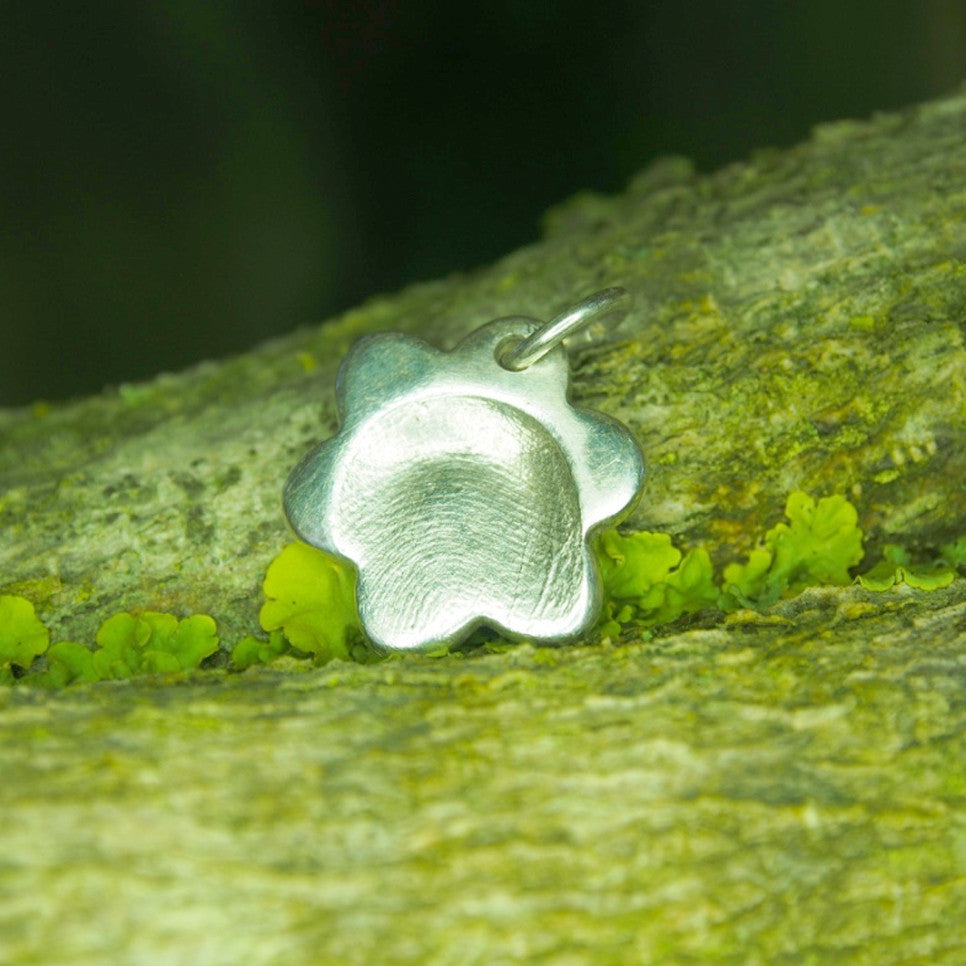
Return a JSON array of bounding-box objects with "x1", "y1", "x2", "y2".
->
[{"x1": 499, "y1": 286, "x2": 632, "y2": 372}]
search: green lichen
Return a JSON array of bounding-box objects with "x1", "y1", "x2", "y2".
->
[
  {"x1": 596, "y1": 492, "x2": 867, "y2": 633},
  {"x1": 856, "y1": 544, "x2": 956, "y2": 591},
  {"x1": 231, "y1": 629, "x2": 291, "y2": 671},
  {"x1": 942, "y1": 535, "x2": 966, "y2": 568},
  {"x1": 722, "y1": 492, "x2": 864, "y2": 607},
  {"x1": 90, "y1": 612, "x2": 219, "y2": 679},
  {"x1": 596, "y1": 531, "x2": 719, "y2": 633},
  {"x1": 0, "y1": 594, "x2": 49, "y2": 681},
  {"x1": 37, "y1": 641, "x2": 99, "y2": 688},
  {"x1": 3, "y1": 607, "x2": 219, "y2": 688},
  {"x1": 3, "y1": 492, "x2": 963, "y2": 687},
  {"x1": 597, "y1": 530, "x2": 681, "y2": 598},
  {"x1": 258, "y1": 541, "x2": 364, "y2": 663}
]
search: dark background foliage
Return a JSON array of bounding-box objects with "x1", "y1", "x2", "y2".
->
[{"x1": 2, "y1": 1, "x2": 964, "y2": 406}]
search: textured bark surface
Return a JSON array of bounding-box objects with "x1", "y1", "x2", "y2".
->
[
  {"x1": 2, "y1": 585, "x2": 966, "y2": 964},
  {"x1": 2, "y1": 85, "x2": 966, "y2": 963},
  {"x1": 3, "y1": 85, "x2": 966, "y2": 646}
]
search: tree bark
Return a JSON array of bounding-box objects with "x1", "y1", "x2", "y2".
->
[{"x1": 2, "y1": 85, "x2": 966, "y2": 963}]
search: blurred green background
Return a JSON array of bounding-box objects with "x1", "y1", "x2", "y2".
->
[{"x1": 2, "y1": 1, "x2": 964, "y2": 406}]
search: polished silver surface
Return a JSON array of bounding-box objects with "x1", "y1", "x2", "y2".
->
[
  {"x1": 499, "y1": 286, "x2": 631, "y2": 371},
  {"x1": 284, "y1": 295, "x2": 645, "y2": 653}
]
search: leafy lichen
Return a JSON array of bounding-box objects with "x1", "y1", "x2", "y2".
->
[
  {"x1": 856, "y1": 544, "x2": 956, "y2": 591},
  {"x1": 0, "y1": 601, "x2": 219, "y2": 688},
  {"x1": 38, "y1": 641, "x2": 99, "y2": 688},
  {"x1": 595, "y1": 492, "x2": 867, "y2": 633},
  {"x1": 258, "y1": 541, "x2": 363, "y2": 662},
  {"x1": 942, "y1": 535, "x2": 966, "y2": 568},
  {"x1": 2, "y1": 492, "x2": 962, "y2": 686},
  {"x1": 231, "y1": 630, "x2": 291, "y2": 671},
  {"x1": 0, "y1": 594, "x2": 49, "y2": 682},
  {"x1": 90, "y1": 612, "x2": 219, "y2": 679},
  {"x1": 596, "y1": 530, "x2": 718, "y2": 633},
  {"x1": 722, "y1": 492, "x2": 864, "y2": 607}
]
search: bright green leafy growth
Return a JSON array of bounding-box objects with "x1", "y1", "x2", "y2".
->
[
  {"x1": 941, "y1": 536, "x2": 966, "y2": 569},
  {"x1": 857, "y1": 544, "x2": 956, "y2": 591},
  {"x1": 597, "y1": 601, "x2": 637, "y2": 640},
  {"x1": 597, "y1": 530, "x2": 681, "y2": 598},
  {"x1": 660, "y1": 547, "x2": 719, "y2": 618},
  {"x1": 767, "y1": 492, "x2": 863, "y2": 590},
  {"x1": 92, "y1": 611, "x2": 219, "y2": 680},
  {"x1": 163, "y1": 614, "x2": 219, "y2": 668},
  {"x1": 94, "y1": 612, "x2": 162, "y2": 678},
  {"x1": 596, "y1": 531, "x2": 719, "y2": 629},
  {"x1": 0, "y1": 594, "x2": 50, "y2": 672},
  {"x1": 259, "y1": 542, "x2": 362, "y2": 662},
  {"x1": 36, "y1": 642, "x2": 99, "y2": 688},
  {"x1": 232, "y1": 629, "x2": 291, "y2": 670},
  {"x1": 721, "y1": 548, "x2": 773, "y2": 606},
  {"x1": 723, "y1": 492, "x2": 863, "y2": 606},
  {"x1": 2, "y1": 491, "x2": 945, "y2": 683}
]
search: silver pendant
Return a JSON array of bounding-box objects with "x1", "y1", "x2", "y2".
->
[{"x1": 284, "y1": 288, "x2": 645, "y2": 652}]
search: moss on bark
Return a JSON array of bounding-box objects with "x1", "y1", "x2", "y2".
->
[{"x1": 2, "y1": 85, "x2": 966, "y2": 963}]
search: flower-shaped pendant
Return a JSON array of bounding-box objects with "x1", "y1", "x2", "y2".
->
[{"x1": 284, "y1": 288, "x2": 645, "y2": 652}]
